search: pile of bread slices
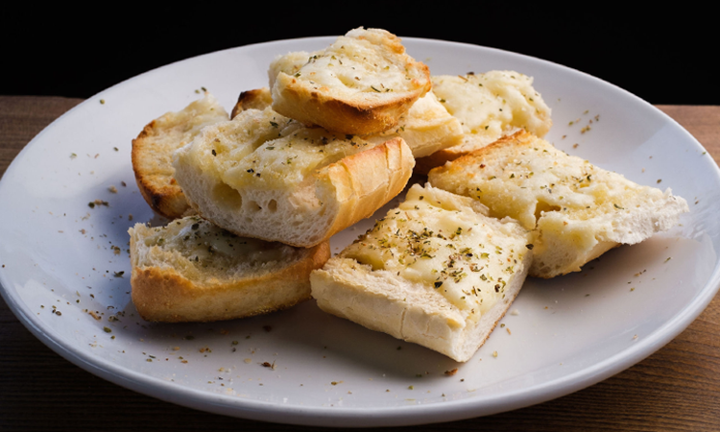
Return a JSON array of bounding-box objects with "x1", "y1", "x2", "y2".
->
[{"x1": 129, "y1": 28, "x2": 688, "y2": 362}]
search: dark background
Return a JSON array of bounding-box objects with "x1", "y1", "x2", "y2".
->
[{"x1": 2, "y1": 7, "x2": 713, "y2": 105}]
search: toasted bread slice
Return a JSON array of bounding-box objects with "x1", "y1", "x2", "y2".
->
[
  {"x1": 231, "y1": 87, "x2": 462, "y2": 159},
  {"x1": 311, "y1": 184, "x2": 532, "y2": 362},
  {"x1": 129, "y1": 216, "x2": 330, "y2": 322},
  {"x1": 415, "y1": 71, "x2": 552, "y2": 173},
  {"x1": 269, "y1": 27, "x2": 431, "y2": 135},
  {"x1": 173, "y1": 107, "x2": 414, "y2": 248},
  {"x1": 428, "y1": 131, "x2": 689, "y2": 278},
  {"x1": 132, "y1": 93, "x2": 229, "y2": 219}
]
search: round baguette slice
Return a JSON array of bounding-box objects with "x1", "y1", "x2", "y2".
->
[
  {"x1": 269, "y1": 27, "x2": 431, "y2": 135},
  {"x1": 415, "y1": 71, "x2": 552, "y2": 173},
  {"x1": 129, "y1": 216, "x2": 330, "y2": 322},
  {"x1": 173, "y1": 107, "x2": 414, "y2": 248},
  {"x1": 428, "y1": 131, "x2": 689, "y2": 278},
  {"x1": 132, "y1": 93, "x2": 229, "y2": 219},
  {"x1": 311, "y1": 184, "x2": 532, "y2": 362}
]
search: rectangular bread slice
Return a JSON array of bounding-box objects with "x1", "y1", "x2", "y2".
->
[
  {"x1": 129, "y1": 216, "x2": 330, "y2": 322},
  {"x1": 428, "y1": 131, "x2": 689, "y2": 278},
  {"x1": 310, "y1": 184, "x2": 532, "y2": 362}
]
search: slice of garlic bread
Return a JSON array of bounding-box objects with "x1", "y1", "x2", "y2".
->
[
  {"x1": 132, "y1": 93, "x2": 229, "y2": 219},
  {"x1": 269, "y1": 27, "x2": 432, "y2": 135},
  {"x1": 173, "y1": 107, "x2": 414, "y2": 248},
  {"x1": 129, "y1": 216, "x2": 330, "y2": 322},
  {"x1": 415, "y1": 71, "x2": 552, "y2": 173},
  {"x1": 311, "y1": 184, "x2": 532, "y2": 362},
  {"x1": 428, "y1": 131, "x2": 689, "y2": 278}
]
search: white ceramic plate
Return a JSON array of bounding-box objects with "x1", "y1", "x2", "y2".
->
[{"x1": 1, "y1": 37, "x2": 719, "y2": 427}]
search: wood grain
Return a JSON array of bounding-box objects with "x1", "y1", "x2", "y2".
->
[{"x1": 1, "y1": 97, "x2": 719, "y2": 431}]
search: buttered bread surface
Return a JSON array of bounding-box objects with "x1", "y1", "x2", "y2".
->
[{"x1": 129, "y1": 216, "x2": 330, "y2": 322}]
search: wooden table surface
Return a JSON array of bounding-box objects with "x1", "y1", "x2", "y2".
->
[{"x1": 1, "y1": 96, "x2": 719, "y2": 431}]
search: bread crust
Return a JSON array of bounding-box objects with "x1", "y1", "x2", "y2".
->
[
  {"x1": 272, "y1": 76, "x2": 427, "y2": 135},
  {"x1": 413, "y1": 145, "x2": 467, "y2": 175},
  {"x1": 129, "y1": 223, "x2": 330, "y2": 323},
  {"x1": 318, "y1": 137, "x2": 414, "y2": 243},
  {"x1": 132, "y1": 119, "x2": 191, "y2": 219},
  {"x1": 269, "y1": 27, "x2": 431, "y2": 135},
  {"x1": 365, "y1": 90, "x2": 463, "y2": 159}
]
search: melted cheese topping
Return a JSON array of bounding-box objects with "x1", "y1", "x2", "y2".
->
[
  {"x1": 342, "y1": 185, "x2": 527, "y2": 319},
  {"x1": 432, "y1": 71, "x2": 551, "y2": 148},
  {"x1": 192, "y1": 107, "x2": 380, "y2": 190},
  {"x1": 432, "y1": 135, "x2": 667, "y2": 231},
  {"x1": 270, "y1": 28, "x2": 425, "y2": 99}
]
